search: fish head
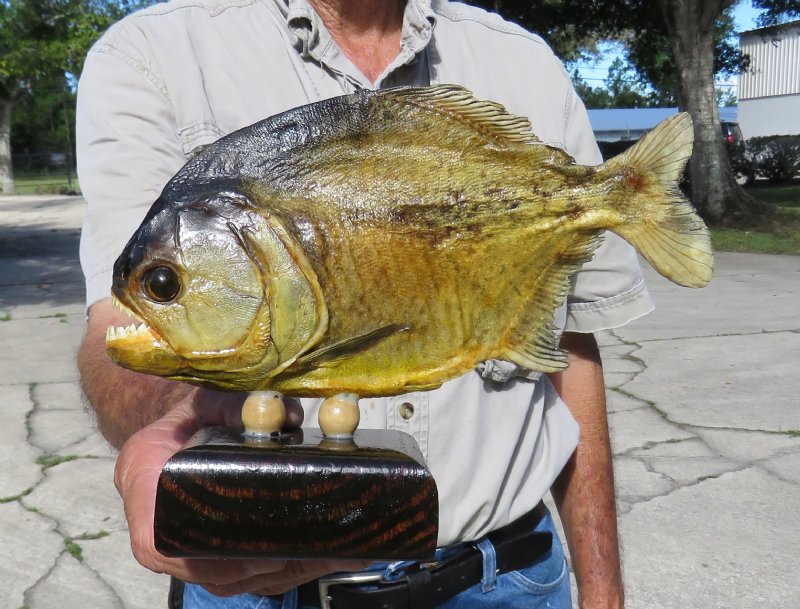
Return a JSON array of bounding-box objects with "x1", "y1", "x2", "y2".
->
[{"x1": 106, "y1": 187, "x2": 327, "y2": 390}]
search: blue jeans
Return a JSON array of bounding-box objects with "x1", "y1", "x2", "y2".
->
[{"x1": 184, "y1": 509, "x2": 572, "y2": 609}]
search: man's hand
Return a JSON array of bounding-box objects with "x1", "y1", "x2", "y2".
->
[
  {"x1": 80, "y1": 298, "x2": 368, "y2": 595},
  {"x1": 115, "y1": 397, "x2": 369, "y2": 597}
]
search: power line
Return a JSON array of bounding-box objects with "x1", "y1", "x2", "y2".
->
[
  {"x1": 575, "y1": 76, "x2": 738, "y2": 88},
  {"x1": 571, "y1": 65, "x2": 619, "y2": 71}
]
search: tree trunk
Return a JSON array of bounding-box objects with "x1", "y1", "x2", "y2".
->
[
  {"x1": 658, "y1": 0, "x2": 767, "y2": 224},
  {"x1": 0, "y1": 96, "x2": 14, "y2": 194}
]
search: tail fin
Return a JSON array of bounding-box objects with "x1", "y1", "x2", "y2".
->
[{"x1": 605, "y1": 113, "x2": 714, "y2": 288}]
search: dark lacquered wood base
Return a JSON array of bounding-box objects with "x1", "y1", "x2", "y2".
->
[{"x1": 154, "y1": 427, "x2": 439, "y2": 560}]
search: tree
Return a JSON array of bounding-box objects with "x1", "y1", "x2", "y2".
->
[
  {"x1": 572, "y1": 58, "x2": 665, "y2": 109},
  {"x1": 471, "y1": 0, "x2": 798, "y2": 224},
  {"x1": 655, "y1": 1, "x2": 750, "y2": 222},
  {"x1": 0, "y1": 1, "x2": 149, "y2": 194},
  {"x1": 653, "y1": 0, "x2": 796, "y2": 221},
  {"x1": 621, "y1": 7, "x2": 744, "y2": 108},
  {"x1": 11, "y1": 73, "x2": 73, "y2": 159}
]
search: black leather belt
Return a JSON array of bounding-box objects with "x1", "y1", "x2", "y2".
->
[{"x1": 294, "y1": 502, "x2": 551, "y2": 609}]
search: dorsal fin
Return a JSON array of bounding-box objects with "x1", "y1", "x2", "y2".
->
[{"x1": 376, "y1": 85, "x2": 542, "y2": 146}]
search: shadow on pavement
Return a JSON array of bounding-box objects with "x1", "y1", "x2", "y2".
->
[{"x1": 0, "y1": 221, "x2": 85, "y2": 310}]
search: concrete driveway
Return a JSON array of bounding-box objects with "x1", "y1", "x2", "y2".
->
[{"x1": 1, "y1": 195, "x2": 798, "y2": 609}]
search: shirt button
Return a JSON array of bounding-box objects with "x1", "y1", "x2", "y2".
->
[{"x1": 399, "y1": 402, "x2": 415, "y2": 420}]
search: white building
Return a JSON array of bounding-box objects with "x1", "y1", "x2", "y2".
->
[{"x1": 738, "y1": 20, "x2": 800, "y2": 138}]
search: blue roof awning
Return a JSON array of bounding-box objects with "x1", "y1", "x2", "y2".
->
[{"x1": 587, "y1": 107, "x2": 738, "y2": 140}]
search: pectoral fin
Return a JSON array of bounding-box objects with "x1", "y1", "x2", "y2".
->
[{"x1": 287, "y1": 324, "x2": 410, "y2": 373}]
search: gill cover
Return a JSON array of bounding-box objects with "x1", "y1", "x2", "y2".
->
[{"x1": 243, "y1": 210, "x2": 329, "y2": 378}]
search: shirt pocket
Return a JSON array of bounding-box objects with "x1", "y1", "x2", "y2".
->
[{"x1": 178, "y1": 121, "x2": 226, "y2": 159}]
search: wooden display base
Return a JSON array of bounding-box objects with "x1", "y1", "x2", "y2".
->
[{"x1": 154, "y1": 426, "x2": 439, "y2": 560}]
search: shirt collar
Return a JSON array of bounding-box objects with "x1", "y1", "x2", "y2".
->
[
  {"x1": 279, "y1": 0, "x2": 436, "y2": 67},
  {"x1": 401, "y1": 0, "x2": 437, "y2": 56}
]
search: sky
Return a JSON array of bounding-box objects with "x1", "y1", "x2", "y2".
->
[
  {"x1": 732, "y1": 2, "x2": 763, "y2": 32},
  {"x1": 573, "y1": 1, "x2": 765, "y2": 96}
]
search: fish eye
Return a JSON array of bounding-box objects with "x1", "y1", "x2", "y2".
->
[{"x1": 142, "y1": 265, "x2": 181, "y2": 303}]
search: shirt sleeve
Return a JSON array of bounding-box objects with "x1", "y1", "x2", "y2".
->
[
  {"x1": 561, "y1": 87, "x2": 654, "y2": 333},
  {"x1": 76, "y1": 29, "x2": 186, "y2": 308}
]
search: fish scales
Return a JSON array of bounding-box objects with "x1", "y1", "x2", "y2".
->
[
  {"x1": 249, "y1": 193, "x2": 564, "y2": 393},
  {"x1": 107, "y1": 85, "x2": 713, "y2": 396},
  {"x1": 277, "y1": 211, "x2": 486, "y2": 390}
]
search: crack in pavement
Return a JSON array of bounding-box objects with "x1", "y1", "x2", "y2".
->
[
  {"x1": 615, "y1": 327, "x2": 800, "y2": 343},
  {"x1": 605, "y1": 330, "x2": 800, "y2": 436},
  {"x1": 601, "y1": 330, "x2": 800, "y2": 512},
  {"x1": 18, "y1": 381, "x2": 126, "y2": 607}
]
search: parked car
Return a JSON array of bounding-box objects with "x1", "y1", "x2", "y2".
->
[{"x1": 721, "y1": 121, "x2": 744, "y2": 145}]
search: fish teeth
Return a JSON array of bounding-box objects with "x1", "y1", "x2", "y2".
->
[
  {"x1": 111, "y1": 295, "x2": 137, "y2": 317},
  {"x1": 107, "y1": 294, "x2": 153, "y2": 343},
  {"x1": 106, "y1": 321, "x2": 152, "y2": 342}
]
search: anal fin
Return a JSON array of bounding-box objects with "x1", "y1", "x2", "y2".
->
[
  {"x1": 503, "y1": 327, "x2": 568, "y2": 373},
  {"x1": 501, "y1": 233, "x2": 602, "y2": 373}
]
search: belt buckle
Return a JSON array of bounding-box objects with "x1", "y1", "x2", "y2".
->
[{"x1": 317, "y1": 570, "x2": 386, "y2": 609}]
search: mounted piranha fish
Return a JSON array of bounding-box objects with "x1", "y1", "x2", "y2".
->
[{"x1": 106, "y1": 85, "x2": 713, "y2": 434}]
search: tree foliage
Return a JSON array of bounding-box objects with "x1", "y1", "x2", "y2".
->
[
  {"x1": 754, "y1": 0, "x2": 800, "y2": 26},
  {"x1": 0, "y1": 1, "x2": 144, "y2": 101},
  {"x1": 470, "y1": 0, "x2": 745, "y2": 106},
  {"x1": 468, "y1": 0, "x2": 798, "y2": 223},
  {"x1": 571, "y1": 57, "x2": 673, "y2": 109},
  {"x1": 0, "y1": 1, "x2": 153, "y2": 192}
]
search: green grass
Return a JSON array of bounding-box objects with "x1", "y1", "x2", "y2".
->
[
  {"x1": 711, "y1": 224, "x2": 800, "y2": 255},
  {"x1": 744, "y1": 182, "x2": 800, "y2": 209},
  {"x1": 64, "y1": 531, "x2": 110, "y2": 562},
  {"x1": 36, "y1": 454, "x2": 80, "y2": 470},
  {"x1": 64, "y1": 539, "x2": 83, "y2": 561},
  {"x1": 11, "y1": 173, "x2": 79, "y2": 195},
  {"x1": 0, "y1": 488, "x2": 33, "y2": 503},
  {"x1": 711, "y1": 182, "x2": 800, "y2": 255},
  {"x1": 39, "y1": 312, "x2": 69, "y2": 323}
]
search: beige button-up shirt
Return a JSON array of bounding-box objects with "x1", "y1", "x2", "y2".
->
[{"x1": 77, "y1": 0, "x2": 654, "y2": 546}]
